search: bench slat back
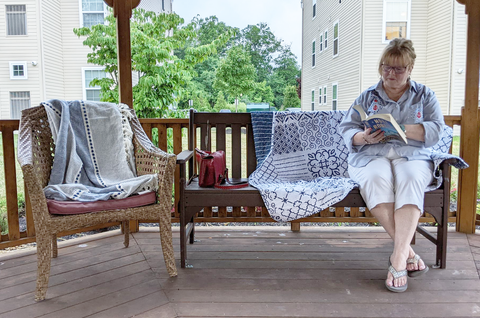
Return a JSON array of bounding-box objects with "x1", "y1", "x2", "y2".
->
[{"x1": 190, "y1": 109, "x2": 258, "y2": 177}]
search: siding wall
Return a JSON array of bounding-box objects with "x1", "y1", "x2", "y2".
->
[
  {"x1": 301, "y1": 0, "x2": 362, "y2": 111},
  {"x1": 41, "y1": 0, "x2": 65, "y2": 100},
  {"x1": 0, "y1": 0, "x2": 42, "y2": 118},
  {"x1": 424, "y1": 0, "x2": 453, "y2": 116},
  {"x1": 0, "y1": 0, "x2": 170, "y2": 118},
  {"x1": 449, "y1": 1, "x2": 467, "y2": 115},
  {"x1": 59, "y1": 0, "x2": 93, "y2": 101}
]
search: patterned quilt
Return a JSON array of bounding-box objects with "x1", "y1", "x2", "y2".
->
[{"x1": 249, "y1": 111, "x2": 468, "y2": 222}]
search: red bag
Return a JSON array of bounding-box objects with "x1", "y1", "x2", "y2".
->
[{"x1": 195, "y1": 148, "x2": 248, "y2": 189}]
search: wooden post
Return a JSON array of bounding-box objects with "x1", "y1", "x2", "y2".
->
[
  {"x1": 103, "y1": 0, "x2": 140, "y2": 108},
  {"x1": 457, "y1": 0, "x2": 480, "y2": 233},
  {"x1": 456, "y1": 0, "x2": 480, "y2": 234},
  {"x1": 104, "y1": 0, "x2": 141, "y2": 232}
]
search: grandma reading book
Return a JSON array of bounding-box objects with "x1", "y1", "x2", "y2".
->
[{"x1": 352, "y1": 104, "x2": 407, "y2": 144}]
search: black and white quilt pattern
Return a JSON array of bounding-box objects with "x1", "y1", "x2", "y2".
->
[{"x1": 249, "y1": 111, "x2": 358, "y2": 222}]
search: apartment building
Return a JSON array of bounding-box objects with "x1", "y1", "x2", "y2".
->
[
  {"x1": 301, "y1": 0, "x2": 467, "y2": 116},
  {"x1": 0, "y1": 0, "x2": 171, "y2": 119}
]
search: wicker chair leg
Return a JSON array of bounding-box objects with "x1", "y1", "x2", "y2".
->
[
  {"x1": 52, "y1": 234, "x2": 58, "y2": 258},
  {"x1": 35, "y1": 234, "x2": 52, "y2": 301},
  {"x1": 159, "y1": 210, "x2": 178, "y2": 277},
  {"x1": 123, "y1": 221, "x2": 130, "y2": 248}
]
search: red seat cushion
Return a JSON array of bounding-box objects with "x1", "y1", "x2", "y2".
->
[{"x1": 47, "y1": 191, "x2": 157, "y2": 215}]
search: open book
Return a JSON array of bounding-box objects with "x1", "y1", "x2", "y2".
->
[{"x1": 353, "y1": 104, "x2": 407, "y2": 144}]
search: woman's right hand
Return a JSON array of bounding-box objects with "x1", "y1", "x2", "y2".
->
[{"x1": 353, "y1": 128, "x2": 384, "y2": 146}]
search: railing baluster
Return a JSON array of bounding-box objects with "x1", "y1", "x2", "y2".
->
[{"x1": 2, "y1": 126, "x2": 19, "y2": 240}]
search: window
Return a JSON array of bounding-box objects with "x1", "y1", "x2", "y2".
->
[
  {"x1": 10, "y1": 91, "x2": 30, "y2": 119},
  {"x1": 323, "y1": 86, "x2": 327, "y2": 105},
  {"x1": 312, "y1": 40, "x2": 316, "y2": 67},
  {"x1": 320, "y1": 34, "x2": 323, "y2": 52},
  {"x1": 312, "y1": 0, "x2": 316, "y2": 19},
  {"x1": 81, "y1": 0, "x2": 105, "y2": 27},
  {"x1": 319, "y1": 87, "x2": 322, "y2": 105},
  {"x1": 9, "y1": 61, "x2": 28, "y2": 79},
  {"x1": 311, "y1": 90, "x2": 315, "y2": 110},
  {"x1": 6, "y1": 5, "x2": 27, "y2": 35},
  {"x1": 162, "y1": 0, "x2": 165, "y2": 11},
  {"x1": 333, "y1": 21, "x2": 339, "y2": 57},
  {"x1": 383, "y1": 0, "x2": 411, "y2": 42},
  {"x1": 332, "y1": 83, "x2": 338, "y2": 110},
  {"x1": 324, "y1": 29, "x2": 328, "y2": 50},
  {"x1": 83, "y1": 68, "x2": 106, "y2": 101}
]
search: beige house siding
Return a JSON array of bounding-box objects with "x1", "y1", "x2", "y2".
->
[
  {"x1": 450, "y1": 1, "x2": 467, "y2": 115},
  {"x1": 0, "y1": 0, "x2": 42, "y2": 118},
  {"x1": 424, "y1": 0, "x2": 454, "y2": 116},
  {"x1": 41, "y1": 0, "x2": 66, "y2": 101},
  {"x1": 301, "y1": 0, "x2": 362, "y2": 111},
  {"x1": 60, "y1": 0, "x2": 94, "y2": 101},
  {"x1": 1, "y1": 0, "x2": 171, "y2": 118}
]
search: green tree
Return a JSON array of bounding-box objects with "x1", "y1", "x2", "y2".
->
[
  {"x1": 282, "y1": 85, "x2": 301, "y2": 109},
  {"x1": 73, "y1": 9, "x2": 232, "y2": 118},
  {"x1": 240, "y1": 23, "x2": 282, "y2": 83},
  {"x1": 213, "y1": 46, "x2": 256, "y2": 112},
  {"x1": 250, "y1": 81, "x2": 274, "y2": 104},
  {"x1": 268, "y1": 45, "x2": 301, "y2": 108},
  {"x1": 213, "y1": 91, "x2": 228, "y2": 112}
]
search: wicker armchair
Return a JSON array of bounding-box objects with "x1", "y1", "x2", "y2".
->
[{"x1": 18, "y1": 105, "x2": 177, "y2": 301}]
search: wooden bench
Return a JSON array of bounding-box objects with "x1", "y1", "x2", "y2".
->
[{"x1": 176, "y1": 109, "x2": 453, "y2": 269}]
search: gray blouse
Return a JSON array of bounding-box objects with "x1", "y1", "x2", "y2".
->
[{"x1": 338, "y1": 79, "x2": 444, "y2": 168}]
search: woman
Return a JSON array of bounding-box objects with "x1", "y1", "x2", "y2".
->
[{"x1": 339, "y1": 38, "x2": 444, "y2": 293}]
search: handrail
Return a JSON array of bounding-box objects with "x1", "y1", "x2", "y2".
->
[{"x1": 0, "y1": 114, "x2": 469, "y2": 249}]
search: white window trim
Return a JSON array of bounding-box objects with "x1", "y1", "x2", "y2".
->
[
  {"x1": 319, "y1": 33, "x2": 323, "y2": 53},
  {"x1": 382, "y1": 0, "x2": 411, "y2": 44},
  {"x1": 333, "y1": 20, "x2": 339, "y2": 58},
  {"x1": 319, "y1": 87, "x2": 322, "y2": 105},
  {"x1": 9, "y1": 61, "x2": 28, "y2": 79},
  {"x1": 324, "y1": 29, "x2": 328, "y2": 50},
  {"x1": 323, "y1": 85, "x2": 327, "y2": 105},
  {"x1": 332, "y1": 82, "x2": 338, "y2": 110},
  {"x1": 312, "y1": 0, "x2": 316, "y2": 20},
  {"x1": 311, "y1": 89, "x2": 315, "y2": 110},
  {"x1": 79, "y1": 0, "x2": 107, "y2": 28},
  {"x1": 82, "y1": 66, "x2": 105, "y2": 100},
  {"x1": 311, "y1": 39, "x2": 316, "y2": 68}
]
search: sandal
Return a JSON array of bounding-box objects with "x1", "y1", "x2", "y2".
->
[
  {"x1": 407, "y1": 254, "x2": 429, "y2": 277},
  {"x1": 385, "y1": 259, "x2": 408, "y2": 293}
]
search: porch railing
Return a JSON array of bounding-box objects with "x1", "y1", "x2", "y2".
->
[{"x1": 0, "y1": 115, "x2": 476, "y2": 249}]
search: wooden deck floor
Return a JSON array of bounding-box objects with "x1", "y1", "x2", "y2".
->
[{"x1": 1, "y1": 226, "x2": 480, "y2": 318}]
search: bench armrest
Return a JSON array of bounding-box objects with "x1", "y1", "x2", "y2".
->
[{"x1": 176, "y1": 150, "x2": 194, "y2": 164}]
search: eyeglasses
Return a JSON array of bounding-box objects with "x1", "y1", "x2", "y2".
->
[{"x1": 381, "y1": 64, "x2": 408, "y2": 74}]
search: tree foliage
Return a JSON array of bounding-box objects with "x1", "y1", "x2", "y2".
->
[
  {"x1": 282, "y1": 85, "x2": 301, "y2": 109},
  {"x1": 73, "y1": 9, "x2": 232, "y2": 118},
  {"x1": 213, "y1": 46, "x2": 256, "y2": 105}
]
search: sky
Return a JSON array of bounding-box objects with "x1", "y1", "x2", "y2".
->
[{"x1": 172, "y1": 0, "x2": 303, "y2": 64}]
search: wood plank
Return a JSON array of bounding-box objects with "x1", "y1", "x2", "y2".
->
[
  {"x1": 155, "y1": 123, "x2": 167, "y2": 152},
  {"x1": 2, "y1": 126, "x2": 19, "y2": 240},
  {"x1": 172, "y1": 302, "x2": 480, "y2": 317}
]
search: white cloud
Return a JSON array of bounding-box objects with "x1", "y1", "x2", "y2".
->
[{"x1": 172, "y1": 0, "x2": 303, "y2": 63}]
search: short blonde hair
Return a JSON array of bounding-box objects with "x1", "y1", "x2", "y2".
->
[{"x1": 378, "y1": 38, "x2": 416, "y2": 76}]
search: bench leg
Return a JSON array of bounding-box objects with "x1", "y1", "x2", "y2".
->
[
  {"x1": 291, "y1": 222, "x2": 300, "y2": 232},
  {"x1": 436, "y1": 219, "x2": 448, "y2": 269}
]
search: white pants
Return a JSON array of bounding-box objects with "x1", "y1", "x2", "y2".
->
[{"x1": 348, "y1": 155, "x2": 434, "y2": 213}]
